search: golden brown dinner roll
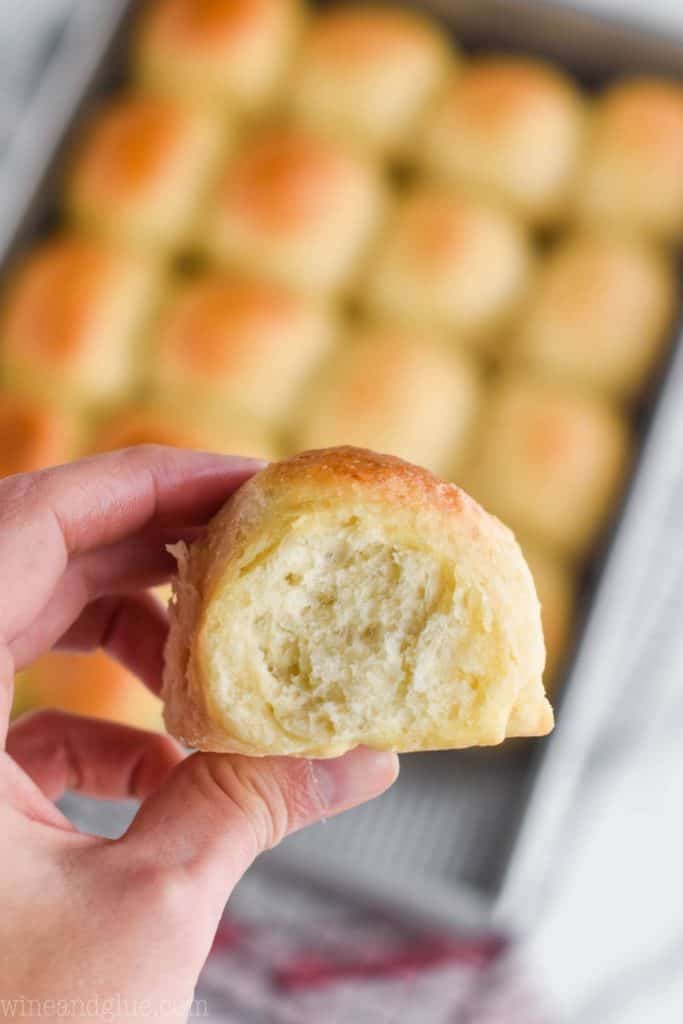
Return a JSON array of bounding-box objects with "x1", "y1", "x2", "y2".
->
[
  {"x1": 0, "y1": 236, "x2": 158, "y2": 407},
  {"x1": 296, "y1": 323, "x2": 480, "y2": 477},
  {"x1": 521, "y1": 542, "x2": 575, "y2": 688},
  {"x1": 467, "y1": 375, "x2": 630, "y2": 559},
  {"x1": 200, "y1": 128, "x2": 386, "y2": 295},
  {"x1": 163, "y1": 447, "x2": 551, "y2": 756},
  {"x1": 135, "y1": 0, "x2": 301, "y2": 115},
  {"x1": 365, "y1": 186, "x2": 533, "y2": 345},
  {"x1": 287, "y1": 5, "x2": 452, "y2": 155},
  {"x1": 147, "y1": 273, "x2": 335, "y2": 423},
  {"x1": 419, "y1": 58, "x2": 585, "y2": 225},
  {"x1": 66, "y1": 93, "x2": 226, "y2": 251},
  {"x1": 89, "y1": 402, "x2": 278, "y2": 461},
  {"x1": 575, "y1": 77, "x2": 683, "y2": 242},
  {"x1": 15, "y1": 651, "x2": 163, "y2": 730},
  {"x1": 0, "y1": 394, "x2": 74, "y2": 477},
  {"x1": 515, "y1": 232, "x2": 676, "y2": 401}
]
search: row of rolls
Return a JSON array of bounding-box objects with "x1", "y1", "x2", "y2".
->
[{"x1": 4, "y1": 0, "x2": 683, "y2": 729}]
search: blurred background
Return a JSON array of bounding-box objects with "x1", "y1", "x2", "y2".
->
[{"x1": 1, "y1": 0, "x2": 682, "y2": 1020}]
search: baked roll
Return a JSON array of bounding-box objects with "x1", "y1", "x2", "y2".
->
[
  {"x1": 0, "y1": 236, "x2": 158, "y2": 407},
  {"x1": 15, "y1": 651, "x2": 163, "y2": 731},
  {"x1": 575, "y1": 77, "x2": 683, "y2": 242},
  {"x1": 521, "y1": 542, "x2": 575, "y2": 688},
  {"x1": 287, "y1": 5, "x2": 452, "y2": 155},
  {"x1": 200, "y1": 128, "x2": 386, "y2": 295},
  {"x1": 296, "y1": 323, "x2": 480, "y2": 477},
  {"x1": 467, "y1": 375, "x2": 630, "y2": 559},
  {"x1": 364, "y1": 186, "x2": 532, "y2": 345},
  {"x1": 146, "y1": 273, "x2": 335, "y2": 423},
  {"x1": 419, "y1": 58, "x2": 584, "y2": 225},
  {"x1": 0, "y1": 394, "x2": 74, "y2": 478},
  {"x1": 66, "y1": 93, "x2": 226, "y2": 251},
  {"x1": 89, "y1": 403, "x2": 278, "y2": 461},
  {"x1": 162, "y1": 446, "x2": 551, "y2": 756},
  {"x1": 514, "y1": 232, "x2": 676, "y2": 401},
  {"x1": 134, "y1": 0, "x2": 301, "y2": 115}
]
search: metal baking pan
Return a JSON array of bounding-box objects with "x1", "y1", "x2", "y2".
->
[{"x1": 3, "y1": 0, "x2": 683, "y2": 937}]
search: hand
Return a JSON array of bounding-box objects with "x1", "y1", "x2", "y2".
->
[{"x1": 0, "y1": 446, "x2": 398, "y2": 1020}]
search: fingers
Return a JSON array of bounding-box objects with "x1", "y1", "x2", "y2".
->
[
  {"x1": 12, "y1": 592, "x2": 169, "y2": 689},
  {"x1": 57, "y1": 593, "x2": 169, "y2": 694},
  {"x1": 124, "y1": 748, "x2": 399, "y2": 895},
  {"x1": 7, "y1": 709, "x2": 184, "y2": 802},
  {"x1": 0, "y1": 645, "x2": 14, "y2": 745},
  {"x1": 0, "y1": 446, "x2": 263, "y2": 646}
]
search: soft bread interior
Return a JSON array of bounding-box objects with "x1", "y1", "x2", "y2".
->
[{"x1": 164, "y1": 493, "x2": 550, "y2": 757}]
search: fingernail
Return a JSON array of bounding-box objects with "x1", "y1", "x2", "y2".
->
[{"x1": 311, "y1": 747, "x2": 399, "y2": 812}]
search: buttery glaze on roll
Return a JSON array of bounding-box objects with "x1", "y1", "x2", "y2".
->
[
  {"x1": 419, "y1": 57, "x2": 585, "y2": 225},
  {"x1": 0, "y1": 235, "x2": 158, "y2": 407},
  {"x1": 296, "y1": 323, "x2": 480, "y2": 477},
  {"x1": 146, "y1": 273, "x2": 335, "y2": 423},
  {"x1": 0, "y1": 394, "x2": 74, "y2": 477},
  {"x1": 467, "y1": 375, "x2": 630, "y2": 560},
  {"x1": 135, "y1": 0, "x2": 302, "y2": 115},
  {"x1": 89, "y1": 403, "x2": 278, "y2": 462},
  {"x1": 514, "y1": 231, "x2": 676, "y2": 401},
  {"x1": 163, "y1": 446, "x2": 551, "y2": 757},
  {"x1": 200, "y1": 128, "x2": 386, "y2": 295},
  {"x1": 66, "y1": 93, "x2": 226, "y2": 251},
  {"x1": 287, "y1": 5, "x2": 453, "y2": 155},
  {"x1": 575, "y1": 77, "x2": 683, "y2": 242},
  {"x1": 364, "y1": 186, "x2": 533, "y2": 346},
  {"x1": 519, "y1": 541, "x2": 575, "y2": 688},
  {"x1": 16, "y1": 652, "x2": 163, "y2": 731}
]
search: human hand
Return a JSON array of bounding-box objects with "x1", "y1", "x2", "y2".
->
[{"x1": 0, "y1": 447, "x2": 398, "y2": 1020}]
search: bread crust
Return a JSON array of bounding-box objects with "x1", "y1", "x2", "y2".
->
[
  {"x1": 575, "y1": 78, "x2": 683, "y2": 242},
  {"x1": 163, "y1": 447, "x2": 551, "y2": 756},
  {"x1": 0, "y1": 236, "x2": 158, "y2": 407},
  {"x1": 66, "y1": 94, "x2": 225, "y2": 250},
  {"x1": 201, "y1": 128, "x2": 386, "y2": 295},
  {"x1": 147, "y1": 273, "x2": 335, "y2": 423},
  {"x1": 295, "y1": 325, "x2": 480, "y2": 477},
  {"x1": 287, "y1": 5, "x2": 453, "y2": 154},
  {"x1": 419, "y1": 57, "x2": 585, "y2": 225},
  {"x1": 466, "y1": 374, "x2": 630, "y2": 559}
]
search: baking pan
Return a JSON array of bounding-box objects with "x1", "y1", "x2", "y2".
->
[{"x1": 3, "y1": 0, "x2": 683, "y2": 936}]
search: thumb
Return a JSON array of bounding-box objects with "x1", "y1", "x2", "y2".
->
[{"x1": 122, "y1": 746, "x2": 398, "y2": 895}]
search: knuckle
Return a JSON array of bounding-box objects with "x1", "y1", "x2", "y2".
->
[{"x1": 194, "y1": 755, "x2": 319, "y2": 853}]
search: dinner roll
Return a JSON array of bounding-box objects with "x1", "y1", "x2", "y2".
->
[
  {"x1": 135, "y1": 0, "x2": 301, "y2": 115},
  {"x1": 364, "y1": 186, "x2": 532, "y2": 345},
  {"x1": 147, "y1": 273, "x2": 334, "y2": 423},
  {"x1": 201, "y1": 128, "x2": 385, "y2": 295},
  {"x1": 296, "y1": 323, "x2": 480, "y2": 477},
  {"x1": 0, "y1": 236, "x2": 158, "y2": 407},
  {"x1": 66, "y1": 94, "x2": 226, "y2": 251},
  {"x1": 515, "y1": 232, "x2": 676, "y2": 401},
  {"x1": 419, "y1": 58, "x2": 584, "y2": 224},
  {"x1": 522, "y1": 542, "x2": 575, "y2": 688},
  {"x1": 163, "y1": 447, "x2": 551, "y2": 755},
  {"x1": 16, "y1": 651, "x2": 163, "y2": 730},
  {"x1": 467, "y1": 375, "x2": 630, "y2": 559},
  {"x1": 0, "y1": 394, "x2": 74, "y2": 477},
  {"x1": 287, "y1": 5, "x2": 452, "y2": 155},
  {"x1": 575, "y1": 78, "x2": 683, "y2": 242},
  {"x1": 89, "y1": 403, "x2": 278, "y2": 461}
]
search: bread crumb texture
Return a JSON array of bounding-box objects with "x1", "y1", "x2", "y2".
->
[{"x1": 163, "y1": 447, "x2": 551, "y2": 756}]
